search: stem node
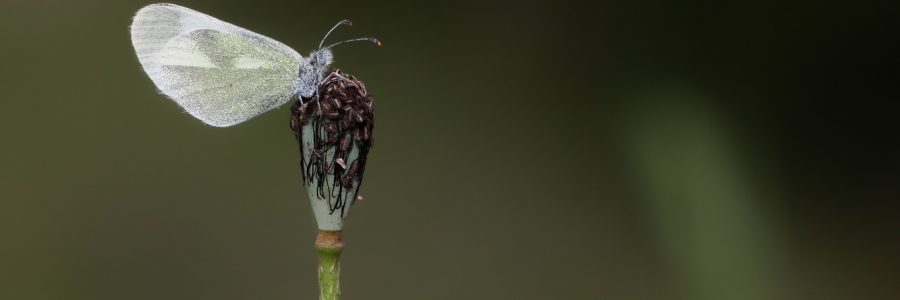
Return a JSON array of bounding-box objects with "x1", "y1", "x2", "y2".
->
[{"x1": 316, "y1": 230, "x2": 343, "y2": 300}]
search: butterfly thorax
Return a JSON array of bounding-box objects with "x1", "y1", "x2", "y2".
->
[{"x1": 297, "y1": 48, "x2": 334, "y2": 98}]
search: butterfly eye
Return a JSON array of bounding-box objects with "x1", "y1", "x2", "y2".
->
[{"x1": 310, "y1": 52, "x2": 326, "y2": 66}]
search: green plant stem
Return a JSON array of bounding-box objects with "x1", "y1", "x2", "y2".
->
[{"x1": 316, "y1": 230, "x2": 343, "y2": 300}]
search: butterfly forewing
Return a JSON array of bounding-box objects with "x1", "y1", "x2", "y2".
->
[{"x1": 130, "y1": 4, "x2": 306, "y2": 127}]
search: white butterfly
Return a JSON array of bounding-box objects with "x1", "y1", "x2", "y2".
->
[{"x1": 130, "y1": 3, "x2": 379, "y2": 127}]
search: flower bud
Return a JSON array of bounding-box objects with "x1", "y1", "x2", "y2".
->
[{"x1": 290, "y1": 69, "x2": 374, "y2": 230}]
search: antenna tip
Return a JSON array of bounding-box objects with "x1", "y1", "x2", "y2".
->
[{"x1": 342, "y1": 20, "x2": 352, "y2": 26}]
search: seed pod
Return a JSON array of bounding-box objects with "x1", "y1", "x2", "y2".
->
[
  {"x1": 289, "y1": 68, "x2": 376, "y2": 231},
  {"x1": 340, "y1": 175, "x2": 352, "y2": 188},
  {"x1": 340, "y1": 135, "x2": 351, "y2": 152},
  {"x1": 325, "y1": 110, "x2": 340, "y2": 118},
  {"x1": 343, "y1": 109, "x2": 354, "y2": 123},
  {"x1": 323, "y1": 122, "x2": 336, "y2": 133},
  {"x1": 331, "y1": 97, "x2": 341, "y2": 109},
  {"x1": 347, "y1": 161, "x2": 358, "y2": 178}
]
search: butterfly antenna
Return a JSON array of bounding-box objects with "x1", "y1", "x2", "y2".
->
[
  {"x1": 319, "y1": 20, "x2": 352, "y2": 49},
  {"x1": 326, "y1": 37, "x2": 381, "y2": 49}
]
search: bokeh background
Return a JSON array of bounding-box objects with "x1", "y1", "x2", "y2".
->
[{"x1": 1, "y1": 0, "x2": 897, "y2": 299}]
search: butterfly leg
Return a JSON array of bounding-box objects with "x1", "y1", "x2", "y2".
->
[
  {"x1": 320, "y1": 72, "x2": 349, "y2": 84},
  {"x1": 313, "y1": 84, "x2": 324, "y2": 116}
]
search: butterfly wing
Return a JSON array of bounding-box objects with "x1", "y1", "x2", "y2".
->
[{"x1": 130, "y1": 3, "x2": 306, "y2": 127}]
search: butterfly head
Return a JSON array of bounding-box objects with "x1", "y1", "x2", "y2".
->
[{"x1": 308, "y1": 48, "x2": 334, "y2": 69}]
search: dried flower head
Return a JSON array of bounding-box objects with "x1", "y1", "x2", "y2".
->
[{"x1": 290, "y1": 69, "x2": 374, "y2": 230}]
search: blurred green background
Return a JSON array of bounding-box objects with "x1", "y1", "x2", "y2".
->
[{"x1": 1, "y1": 0, "x2": 897, "y2": 299}]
